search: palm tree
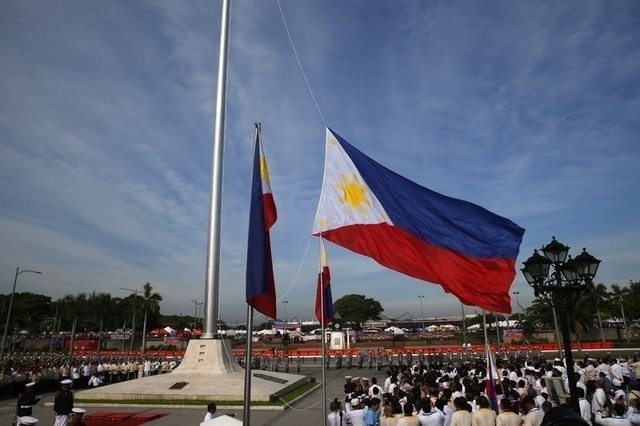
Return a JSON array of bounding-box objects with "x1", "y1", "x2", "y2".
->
[
  {"x1": 610, "y1": 283, "x2": 630, "y2": 341},
  {"x1": 140, "y1": 282, "x2": 162, "y2": 354},
  {"x1": 88, "y1": 291, "x2": 112, "y2": 350},
  {"x1": 590, "y1": 283, "x2": 609, "y2": 343},
  {"x1": 61, "y1": 293, "x2": 87, "y2": 354}
]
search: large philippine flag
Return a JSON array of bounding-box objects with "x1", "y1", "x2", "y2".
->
[
  {"x1": 246, "y1": 125, "x2": 277, "y2": 319},
  {"x1": 312, "y1": 128, "x2": 525, "y2": 314},
  {"x1": 315, "y1": 239, "x2": 335, "y2": 325}
]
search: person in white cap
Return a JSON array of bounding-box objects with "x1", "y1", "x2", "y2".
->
[
  {"x1": 70, "y1": 407, "x2": 86, "y2": 426},
  {"x1": 17, "y1": 416, "x2": 38, "y2": 426},
  {"x1": 54, "y1": 379, "x2": 74, "y2": 426},
  {"x1": 16, "y1": 382, "x2": 41, "y2": 425},
  {"x1": 347, "y1": 397, "x2": 366, "y2": 426}
]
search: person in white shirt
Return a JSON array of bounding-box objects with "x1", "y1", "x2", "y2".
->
[
  {"x1": 593, "y1": 380, "x2": 608, "y2": 415},
  {"x1": 203, "y1": 402, "x2": 216, "y2": 422},
  {"x1": 521, "y1": 395, "x2": 544, "y2": 426},
  {"x1": 347, "y1": 397, "x2": 367, "y2": 426},
  {"x1": 417, "y1": 397, "x2": 444, "y2": 426},
  {"x1": 612, "y1": 361, "x2": 624, "y2": 384},
  {"x1": 627, "y1": 397, "x2": 640, "y2": 426},
  {"x1": 496, "y1": 398, "x2": 521, "y2": 426},
  {"x1": 594, "y1": 403, "x2": 631, "y2": 425},
  {"x1": 554, "y1": 359, "x2": 567, "y2": 379},
  {"x1": 471, "y1": 396, "x2": 496, "y2": 426},
  {"x1": 369, "y1": 377, "x2": 384, "y2": 398},
  {"x1": 597, "y1": 360, "x2": 612, "y2": 380},
  {"x1": 328, "y1": 398, "x2": 347, "y2": 426},
  {"x1": 577, "y1": 387, "x2": 592, "y2": 425}
]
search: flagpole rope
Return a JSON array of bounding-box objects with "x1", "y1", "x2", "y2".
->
[
  {"x1": 277, "y1": 235, "x2": 313, "y2": 302},
  {"x1": 276, "y1": 0, "x2": 327, "y2": 126}
]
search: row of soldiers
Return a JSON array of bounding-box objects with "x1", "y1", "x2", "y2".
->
[{"x1": 0, "y1": 352, "x2": 182, "y2": 399}]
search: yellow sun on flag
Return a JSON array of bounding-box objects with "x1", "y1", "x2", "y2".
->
[
  {"x1": 336, "y1": 172, "x2": 370, "y2": 215},
  {"x1": 260, "y1": 155, "x2": 271, "y2": 184}
]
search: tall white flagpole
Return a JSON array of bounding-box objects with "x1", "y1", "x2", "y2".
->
[{"x1": 203, "y1": 0, "x2": 230, "y2": 339}]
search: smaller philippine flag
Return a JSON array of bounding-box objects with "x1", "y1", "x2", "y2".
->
[
  {"x1": 246, "y1": 124, "x2": 277, "y2": 319},
  {"x1": 315, "y1": 239, "x2": 334, "y2": 325},
  {"x1": 313, "y1": 128, "x2": 524, "y2": 314},
  {"x1": 485, "y1": 345, "x2": 500, "y2": 413}
]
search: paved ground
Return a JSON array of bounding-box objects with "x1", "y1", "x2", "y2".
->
[{"x1": 0, "y1": 362, "x2": 375, "y2": 425}]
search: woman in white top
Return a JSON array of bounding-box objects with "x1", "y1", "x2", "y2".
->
[
  {"x1": 496, "y1": 398, "x2": 521, "y2": 426},
  {"x1": 398, "y1": 403, "x2": 420, "y2": 426},
  {"x1": 450, "y1": 397, "x2": 472, "y2": 426}
]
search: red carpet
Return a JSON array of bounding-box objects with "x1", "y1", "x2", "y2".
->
[{"x1": 83, "y1": 411, "x2": 167, "y2": 425}]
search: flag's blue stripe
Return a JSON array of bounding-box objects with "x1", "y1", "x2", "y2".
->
[
  {"x1": 323, "y1": 285, "x2": 334, "y2": 318},
  {"x1": 330, "y1": 128, "x2": 525, "y2": 260},
  {"x1": 246, "y1": 139, "x2": 268, "y2": 300}
]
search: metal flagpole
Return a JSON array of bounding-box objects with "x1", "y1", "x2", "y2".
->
[
  {"x1": 495, "y1": 313, "x2": 501, "y2": 348},
  {"x1": 461, "y1": 304, "x2": 467, "y2": 352},
  {"x1": 482, "y1": 311, "x2": 489, "y2": 348},
  {"x1": 203, "y1": 0, "x2": 230, "y2": 339},
  {"x1": 320, "y1": 237, "x2": 327, "y2": 425},
  {"x1": 242, "y1": 305, "x2": 254, "y2": 424},
  {"x1": 242, "y1": 123, "x2": 261, "y2": 424}
]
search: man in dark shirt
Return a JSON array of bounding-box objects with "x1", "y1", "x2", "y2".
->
[
  {"x1": 16, "y1": 382, "x2": 41, "y2": 425},
  {"x1": 54, "y1": 379, "x2": 74, "y2": 426}
]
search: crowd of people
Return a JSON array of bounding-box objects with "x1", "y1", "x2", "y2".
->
[
  {"x1": 329, "y1": 353, "x2": 640, "y2": 425},
  {"x1": 0, "y1": 352, "x2": 183, "y2": 399}
]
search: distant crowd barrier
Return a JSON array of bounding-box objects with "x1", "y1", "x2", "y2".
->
[
  {"x1": 69, "y1": 341, "x2": 614, "y2": 359},
  {"x1": 231, "y1": 341, "x2": 614, "y2": 359}
]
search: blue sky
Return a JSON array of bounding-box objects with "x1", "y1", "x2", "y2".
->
[{"x1": 1, "y1": 1, "x2": 639, "y2": 327}]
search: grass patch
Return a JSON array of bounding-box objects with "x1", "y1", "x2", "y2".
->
[{"x1": 275, "y1": 381, "x2": 318, "y2": 404}]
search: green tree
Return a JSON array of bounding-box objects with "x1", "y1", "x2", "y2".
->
[
  {"x1": 0, "y1": 292, "x2": 52, "y2": 333},
  {"x1": 88, "y1": 291, "x2": 113, "y2": 349},
  {"x1": 586, "y1": 282, "x2": 609, "y2": 342},
  {"x1": 519, "y1": 298, "x2": 555, "y2": 336},
  {"x1": 333, "y1": 294, "x2": 383, "y2": 327},
  {"x1": 140, "y1": 282, "x2": 162, "y2": 353},
  {"x1": 610, "y1": 283, "x2": 630, "y2": 341},
  {"x1": 60, "y1": 293, "x2": 88, "y2": 354},
  {"x1": 625, "y1": 280, "x2": 640, "y2": 321}
]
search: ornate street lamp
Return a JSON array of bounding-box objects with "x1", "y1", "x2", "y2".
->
[{"x1": 521, "y1": 236, "x2": 600, "y2": 413}]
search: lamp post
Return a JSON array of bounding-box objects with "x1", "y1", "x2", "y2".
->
[
  {"x1": 120, "y1": 287, "x2": 140, "y2": 351},
  {"x1": 282, "y1": 300, "x2": 288, "y2": 332},
  {"x1": 619, "y1": 285, "x2": 629, "y2": 342},
  {"x1": 190, "y1": 299, "x2": 202, "y2": 329},
  {"x1": 417, "y1": 296, "x2": 425, "y2": 331},
  {"x1": 1, "y1": 267, "x2": 42, "y2": 360},
  {"x1": 512, "y1": 291, "x2": 520, "y2": 320},
  {"x1": 521, "y1": 236, "x2": 600, "y2": 413}
]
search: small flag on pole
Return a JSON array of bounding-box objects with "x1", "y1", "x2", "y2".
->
[
  {"x1": 315, "y1": 238, "x2": 334, "y2": 324},
  {"x1": 485, "y1": 345, "x2": 499, "y2": 413},
  {"x1": 246, "y1": 124, "x2": 277, "y2": 319}
]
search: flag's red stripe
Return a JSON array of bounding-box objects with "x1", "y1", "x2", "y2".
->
[
  {"x1": 322, "y1": 223, "x2": 514, "y2": 314},
  {"x1": 247, "y1": 232, "x2": 277, "y2": 319},
  {"x1": 262, "y1": 193, "x2": 277, "y2": 230}
]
